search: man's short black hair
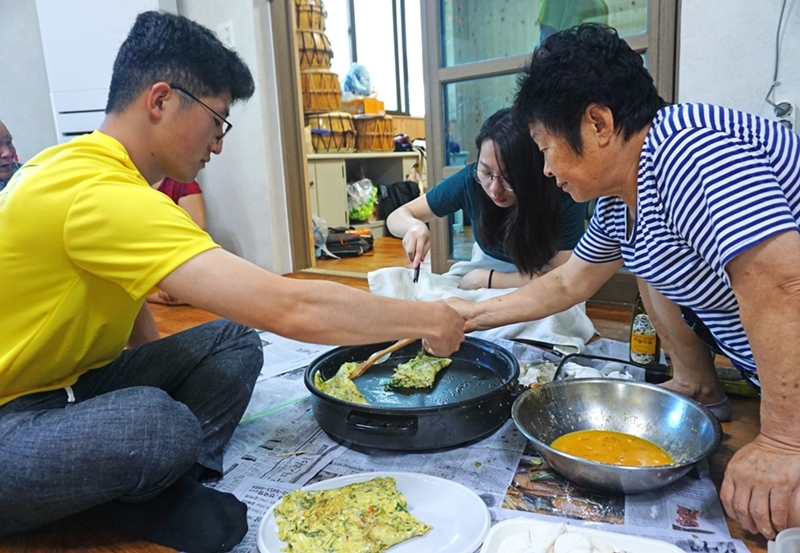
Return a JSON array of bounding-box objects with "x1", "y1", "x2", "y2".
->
[
  {"x1": 106, "y1": 11, "x2": 255, "y2": 113},
  {"x1": 515, "y1": 23, "x2": 666, "y2": 154}
]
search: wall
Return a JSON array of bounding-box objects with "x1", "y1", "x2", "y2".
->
[
  {"x1": 176, "y1": 0, "x2": 292, "y2": 275},
  {"x1": 678, "y1": 0, "x2": 800, "y2": 123},
  {"x1": 0, "y1": 0, "x2": 57, "y2": 160}
]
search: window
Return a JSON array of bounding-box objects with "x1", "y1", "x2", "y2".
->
[
  {"x1": 423, "y1": 0, "x2": 678, "y2": 283},
  {"x1": 324, "y1": 0, "x2": 424, "y2": 116}
]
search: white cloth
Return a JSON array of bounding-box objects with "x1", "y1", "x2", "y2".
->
[{"x1": 368, "y1": 244, "x2": 597, "y2": 353}]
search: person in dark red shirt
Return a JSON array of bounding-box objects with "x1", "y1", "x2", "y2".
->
[{"x1": 147, "y1": 177, "x2": 207, "y2": 305}]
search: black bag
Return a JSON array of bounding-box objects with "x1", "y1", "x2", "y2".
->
[
  {"x1": 377, "y1": 180, "x2": 420, "y2": 221},
  {"x1": 325, "y1": 227, "x2": 373, "y2": 257}
]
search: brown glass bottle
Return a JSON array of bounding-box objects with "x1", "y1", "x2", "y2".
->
[{"x1": 629, "y1": 294, "x2": 662, "y2": 366}]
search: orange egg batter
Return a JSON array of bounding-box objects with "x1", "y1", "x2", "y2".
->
[{"x1": 551, "y1": 429, "x2": 673, "y2": 466}]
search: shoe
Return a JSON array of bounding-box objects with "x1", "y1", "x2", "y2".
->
[{"x1": 703, "y1": 396, "x2": 732, "y2": 422}]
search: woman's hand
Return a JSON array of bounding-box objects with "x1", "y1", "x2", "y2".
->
[
  {"x1": 402, "y1": 222, "x2": 431, "y2": 268},
  {"x1": 720, "y1": 432, "x2": 800, "y2": 538},
  {"x1": 458, "y1": 269, "x2": 492, "y2": 290}
]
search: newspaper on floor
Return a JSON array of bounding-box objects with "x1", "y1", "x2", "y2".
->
[
  {"x1": 256, "y1": 329, "x2": 337, "y2": 380},
  {"x1": 210, "y1": 396, "x2": 346, "y2": 494},
  {"x1": 498, "y1": 451, "x2": 749, "y2": 553}
]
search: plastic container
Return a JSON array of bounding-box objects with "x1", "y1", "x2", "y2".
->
[{"x1": 768, "y1": 528, "x2": 800, "y2": 553}]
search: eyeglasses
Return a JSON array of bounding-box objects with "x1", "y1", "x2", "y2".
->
[
  {"x1": 472, "y1": 166, "x2": 513, "y2": 191},
  {"x1": 169, "y1": 84, "x2": 233, "y2": 143}
]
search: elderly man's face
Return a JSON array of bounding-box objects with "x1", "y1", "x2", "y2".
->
[{"x1": 0, "y1": 122, "x2": 17, "y2": 181}]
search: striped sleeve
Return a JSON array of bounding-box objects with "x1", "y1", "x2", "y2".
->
[
  {"x1": 573, "y1": 196, "x2": 625, "y2": 263},
  {"x1": 653, "y1": 124, "x2": 799, "y2": 276}
]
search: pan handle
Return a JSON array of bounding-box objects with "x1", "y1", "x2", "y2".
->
[{"x1": 346, "y1": 411, "x2": 418, "y2": 437}]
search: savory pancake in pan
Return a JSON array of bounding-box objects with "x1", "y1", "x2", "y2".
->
[
  {"x1": 314, "y1": 352, "x2": 453, "y2": 403},
  {"x1": 385, "y1": 352, "x2": 452, "y2": 390},
  {"x1": 313, "y1": 362, "x2": 368, "y2": 404}
]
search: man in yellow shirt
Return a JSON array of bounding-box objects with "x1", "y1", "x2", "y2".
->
[{"x1": 0, "y1": 11, "x2": 464, "y2": 553}]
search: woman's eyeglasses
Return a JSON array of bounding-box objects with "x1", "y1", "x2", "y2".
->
[{"x1": 472, "y1": 166, "x2": 513, "y2": 191}]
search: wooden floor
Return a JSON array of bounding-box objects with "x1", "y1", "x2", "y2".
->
[
  {"x1": 315, "y1": 235, "x2": 414, "y2": 274},
  {"x1": 0, "y1": 261, "x2": 767, "y2": 553}
]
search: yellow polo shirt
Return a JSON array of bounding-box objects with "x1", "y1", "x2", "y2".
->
[{"x1": 0, "y1": 131, "x2": 218, "y2": 406}]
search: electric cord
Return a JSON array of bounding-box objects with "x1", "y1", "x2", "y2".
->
[{"x1": 765, "y1": 0, "x2": 791, "y2": 114}]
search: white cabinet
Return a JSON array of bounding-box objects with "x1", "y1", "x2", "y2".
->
[
  {"x1": 307, "y1": 158, "x2": 348, "y2": 228},
  {"x1": 307, "y1": 152, "x2": 419, "y2": 231}
]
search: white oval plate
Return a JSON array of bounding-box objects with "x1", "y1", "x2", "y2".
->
[{"x1": 257, "y1": 471, "x2": 491, "y2": 553}]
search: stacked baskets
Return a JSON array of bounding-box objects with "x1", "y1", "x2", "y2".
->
[
  {"x1": 296, "y1": 1, "x2": 394, "y2": 153},
  {"x1": 353, "y1": 114, "x2": 394, "y2": 152},
  {"x1": 295, "y1": 0, "x2": 355, "y2": 153}
]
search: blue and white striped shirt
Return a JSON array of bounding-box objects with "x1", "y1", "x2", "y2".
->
[{"x1": 575, "y1": 103, "x2": 800, "y2": 383}]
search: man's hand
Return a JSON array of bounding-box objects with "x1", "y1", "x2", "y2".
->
[
  {"x1": 421, "y1": 301, "x2": 465, "y2": 356},
  {"x1": 720, "y1": 432, "x2": 800, "y2": 538},
  {"x1": 442, "y1": 297, "x2": 482, "y2": 333}
]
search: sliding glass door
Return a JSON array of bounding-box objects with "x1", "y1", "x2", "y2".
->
[{"x1": 422, "y1": 0, "x2": 677, "y2": 292}]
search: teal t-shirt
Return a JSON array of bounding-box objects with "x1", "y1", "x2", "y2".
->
[{"x1": 425, "y1": 163, "x2": 586, "y2": 264}]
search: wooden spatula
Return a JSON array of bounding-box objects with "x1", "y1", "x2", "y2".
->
[{"x1": 350, "y1": 338, "x2": 415, "y2": 379}]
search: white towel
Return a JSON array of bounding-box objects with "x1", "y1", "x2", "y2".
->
[{"x1": 368, "y1": 260, "x2": 597, "y2": 354}]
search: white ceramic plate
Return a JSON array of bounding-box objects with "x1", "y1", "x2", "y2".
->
[
  {"x1": 480, "y1": 517, "x2": 684, "y2": 553},
  {"x1": 257, "y1": 471, "x2": 491, "y2": 553}
]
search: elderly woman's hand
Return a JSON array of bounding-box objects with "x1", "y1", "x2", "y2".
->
[{"x1": 720, "y1": 432, "x2": 800, "y2": 539}]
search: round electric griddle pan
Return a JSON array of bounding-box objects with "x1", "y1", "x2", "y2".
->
[{"x1": 305, "y1": 337, "x2": 519, "y2": 451}]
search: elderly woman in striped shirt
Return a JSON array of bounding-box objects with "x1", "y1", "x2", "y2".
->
[{"x1": 448, "y1": 23, "x2": 800, "y2": 540}]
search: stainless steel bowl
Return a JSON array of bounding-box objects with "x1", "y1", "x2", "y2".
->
[{"x1": 511, "y1": 379, "x2": 722, "y2": 494}]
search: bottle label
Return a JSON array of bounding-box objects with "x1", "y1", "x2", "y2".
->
[{"x1": 630, "y1": 332, "x2": 657, "y2": 355}]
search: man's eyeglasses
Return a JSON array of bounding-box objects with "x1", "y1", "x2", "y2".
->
[
  {"x1": 170, "y1": 84, "x2": 232, "y2": 143},
  {"x1": 472, "y1": 166, "x2": 513, "y2": 191}
]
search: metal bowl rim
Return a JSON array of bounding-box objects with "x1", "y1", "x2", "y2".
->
[{"x1": 511, "y1": 378, "x2": 722, "y2": 471}]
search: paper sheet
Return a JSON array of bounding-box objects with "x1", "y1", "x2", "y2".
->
[{"x1": 256, "y1": 330, "x2": 337, "y2": 380}]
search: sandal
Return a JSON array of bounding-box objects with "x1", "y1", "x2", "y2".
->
[{"x1": 703, "y1": 396, "x2": 732, "y2": 422}]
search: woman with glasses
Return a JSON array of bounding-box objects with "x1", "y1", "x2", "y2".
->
[{"x1": 387, "y1": 108, "x2": 586, "y2": 290}]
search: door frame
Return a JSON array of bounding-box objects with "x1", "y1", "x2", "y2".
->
[{"x1": 271, "y1": 0, "x2": 315, "y2": 272}]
